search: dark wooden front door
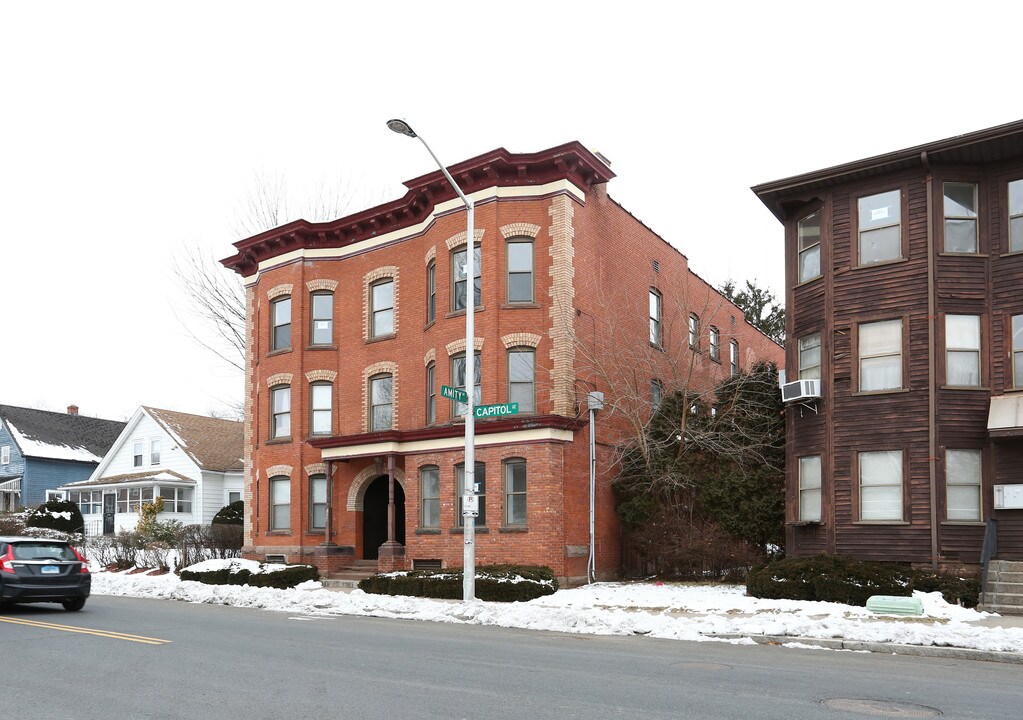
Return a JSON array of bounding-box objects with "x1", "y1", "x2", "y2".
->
[
  {"x1": 362, "y1": 475, "x2": 405, "y2": 560},
  {"x1": 102, "y1": 493, "x2": 116, "y2": 535}
]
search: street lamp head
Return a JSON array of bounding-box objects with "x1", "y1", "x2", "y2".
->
[{"x1": 386, "y1": 118, "x2": 417, "y2": 138}]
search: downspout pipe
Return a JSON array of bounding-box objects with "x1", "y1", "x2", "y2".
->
[{"x1": 923, "y1": 150, "x2": 939, "y2": 571}]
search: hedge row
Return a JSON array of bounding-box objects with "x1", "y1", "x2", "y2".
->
[
  {"x1": 746, "y1": 555, "x2": 980, "y2": 608},
  {"x1": 359, "y1": 564, "x2": 558, "y2": 602},
  {"x1": 180, "y1": 564, "x2": 319, "y2": 589}
]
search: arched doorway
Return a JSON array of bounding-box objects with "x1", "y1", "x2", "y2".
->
[{"x1": 362, "y1": 474, "x2": 405, "y2": 560}]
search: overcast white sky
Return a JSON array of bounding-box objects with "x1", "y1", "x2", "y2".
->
[{"x1": 2, "y1": 1, "x2": 1020, "y2": 422}]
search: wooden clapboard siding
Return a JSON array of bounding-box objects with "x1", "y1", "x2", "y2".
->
[{"x1": 767, "y1": 125, "x2": 1023, "y2": 565}]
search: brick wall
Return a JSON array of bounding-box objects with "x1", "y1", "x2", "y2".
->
[{"x1": 236, "y1": 162, "x2": 782, "y2": 580}]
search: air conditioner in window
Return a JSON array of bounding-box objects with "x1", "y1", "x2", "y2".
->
[{"x1": 781, "y1": 379, "x2": 821, "y2": 403}]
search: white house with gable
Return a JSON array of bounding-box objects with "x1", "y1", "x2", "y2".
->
[{"x1": 59, "y1": 407, "x2": 243, "y2": 534}]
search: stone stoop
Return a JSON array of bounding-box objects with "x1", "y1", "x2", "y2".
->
[
  {"x1": 322, "y1": 559, "x2": 379, "y2": 590},
  {"x1": 979, "y1": 560, "x2": 1023, "y2": 615}
]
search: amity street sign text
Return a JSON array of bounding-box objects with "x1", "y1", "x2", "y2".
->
[{"x1": 440, "y1": 385, "x2": 469, "y2": 403}]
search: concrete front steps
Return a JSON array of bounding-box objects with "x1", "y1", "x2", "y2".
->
[
  {"x1": 979, "y1": 560, "x2": 1023, "y2": 615},
  {"x1": 322, "y1": 559, "x2": 378, "y2": 590}
]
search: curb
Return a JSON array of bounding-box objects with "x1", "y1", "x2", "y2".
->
[{"x1": 709, "y1": 633, "x2": 1023, "y2": 665}]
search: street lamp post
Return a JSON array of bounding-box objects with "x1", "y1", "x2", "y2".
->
[{"x1": 386, "y1": 118, "x2": 477, "y2": 602}]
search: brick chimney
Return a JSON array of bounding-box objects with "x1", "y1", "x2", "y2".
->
[{"x1": 67, "y1": 405, "x2": 79, "y2": 415}]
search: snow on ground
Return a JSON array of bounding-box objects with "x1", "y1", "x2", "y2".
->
[{"x1": 88, "y1": 568, "x2": 1023, "y2": 655}]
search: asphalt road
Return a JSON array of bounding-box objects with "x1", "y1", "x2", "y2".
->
[{"x1": 4, "y1": 595, "x2": 1019, "y2": 720}]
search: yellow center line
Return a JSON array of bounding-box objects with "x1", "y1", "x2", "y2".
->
[{"x1": 0, "y1": 616, "x2": 173, "y2": 645}]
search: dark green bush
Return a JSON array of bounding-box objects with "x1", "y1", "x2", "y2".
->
[
  {"x1": 359, "y1": 564, "x2": 558, "y2": 602},
  {"x1": 746, "y1": 554, "x2": 980, "y2": 608},
  {"x1": 212, "y1": 500, "x2": 244, "y2": 526},
  {"x1": 909, "y1": 569, "x2": 980, "y2": 609},
  {"x1": 25, "y1": 499, "x2": 84, "y2": 534},
  {"x1": 180, "y1": 562, "x2": 319, "y2": 589}
]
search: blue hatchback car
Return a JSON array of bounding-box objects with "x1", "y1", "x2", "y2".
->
[{"x1": 0, "y1": 536, "x2": 91, "y2": 611}]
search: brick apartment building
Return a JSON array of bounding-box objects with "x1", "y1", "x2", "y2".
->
[
  {"x1": 222, "y1": 141, "x2": 782, "y2": 583},
  {"x1": 753, "y1": 119, "x2": 1023, "y2": 569}
]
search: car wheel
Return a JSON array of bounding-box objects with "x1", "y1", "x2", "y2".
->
[{"x1": 61, "y1": 598, "x2": 86, "y2": 612}]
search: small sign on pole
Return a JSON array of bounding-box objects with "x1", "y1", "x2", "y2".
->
[
  {"x1": 473, "y1": 402, "x2": 519, "y2": 419},
  {"x1": 440, "y1": 385, "x2": 469, "y2": 403}
]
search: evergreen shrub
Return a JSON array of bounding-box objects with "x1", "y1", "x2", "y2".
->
[
  {"x1": 25, "y1": 499, "x2": 84, "y2": 535},
  {"x1": 212, "y1": 500, "x2": 244, "y2": 526},
  {"x1": 359, "y1": 564, "x2": 558, "y2": 602},
  {"x1": 746, "y1": 554, "x2": 980, "y2": 608},
  {"x1": 180, "y1": 562, "x2": 319, "y2": 589}
]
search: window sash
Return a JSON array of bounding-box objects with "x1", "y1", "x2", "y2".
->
[
  {"x1": 310, "y1": 476, "x2": 327, "y2": 529},
  {"x1": 859, "y1": 451, "x2": 903, "y2": 521},
  {"x1": 508, "y1": 350, "x2": 535, "y2": 413},
  {"x1": 946, "y1": 449, "x2": 982, "y2": 521},
  {"x1": 452, "y1": 246, "x2": 482, "y2": 311},
  {"x1": 859, "y1": 320, "x2": 902, "y2": 391},
  {"x1": 426, "y1": 262, "x2": 436, "y2": 323},
  {"x1": 271, "y1": 386, "x2": 291, "y2": 438},
  {"x1": 507, "y1": 241, "x2": 534, "y2": 303},
  {"x1": 117, "y1": 486, "x2": 154, "y2": 514},
  {"x1": 311, "y1": 383, "x2": 332, "y2": 435},
  {"x1": 945, "y1": 315, "x2": 981, "y2": 386},
  {"x1": 651, "y1": 380, "x2": 663, "y2": 410},
  {"x1": 709, "y1": 327, "x2": 720, "y2": 361},
  {"x1": 730, "y1": 340, "x2": 738, "y2": 375},
  {"x1": 426, "y1": 363, "x2": 436, "y2": 424},
  {"x1": 133, "y1": 440, "x2": 143, "y2": 467},
  {"x1": 272, "y1": 297, "x2": 291, "y2": 350},
  {"x1": 1014, "y1": 314, "x2": 1023, "y2": 388},
  {"x1": 797, "y1": 211, "x2": 821, "y2": 282},
  {"x1": 369, "y1": 375, "x2": 393, "y2": 431},
  {"x1": 689, "y1": 314, "x2": 699, "y2": 348},
  {"x1": 858, "y1": 190, "x2": 901, "y2": 265},
  {"x1": 451, "y1": 353, "x2": 481, "y2": 417},
  {"x1": 649, "y1": 290, "x2": 662, "y2": 345},
  {"x1": 798, "y1": 456, "x2": 822, "y2": 522},
  {"x1": 311, "y1": 293, "x2": 333, "y2": 345},
  {"x1": 1009, "y1": 180, "x2": 1023, "y2": 253},
  {"x1": 371, "y1": 281, "x2": 394, "y2": 337},
  {"x1": 150, "y1": 439, "x2": 161, "y2": 465},
  {"x1": 943, "y1": 182, "x2": 979, "y2": 253},
  {"x1": 159, "y1": 486, "x2": 192, "y2": 513},
  {"x1": 270, "y1": 478, "x2": 290, "y2": 530},
  {"x1": 420, "y1": 466, "x2": 440, "y2": 528},
  {"x1": 504, "y1": 459, "x2": 527, "y2": 526},
  {"x1": 456, "y1": 463, "x2": 486, "y2": 527},
  {"x1": 799, "y1": 333, "x2": 822, "y2": 380}
]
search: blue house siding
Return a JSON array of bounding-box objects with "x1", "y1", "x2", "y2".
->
[
  {"x1": 0, "y1": 422, "x2": 28, "y2": 482},
  {"x1": 0, "y1": 422, "x2": 28, "y2": 510},
  {"x1": 23, "y1": 458, "x2": 97, "y2": 507}
]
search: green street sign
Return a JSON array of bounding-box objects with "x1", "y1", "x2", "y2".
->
[
  {"x1": 440, "y1": 385, "x2": 469, "y2": 403},
  {"x1": 474, "y1": 402, "x2": 519, "y2": 419}
]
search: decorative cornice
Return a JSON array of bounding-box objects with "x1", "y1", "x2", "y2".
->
[
  {"x1": 221, "y1": 141, "x2": 615, "y2": 276},
  {"x1": 266, "y1": 464, "x2": 293, "y2": 478},
  {"x1": 424, "y1": 348, "x2": 436, "y2": 366},
  {"x1": 305, "y1": 370, "x2": 337, "y2": 383}
]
